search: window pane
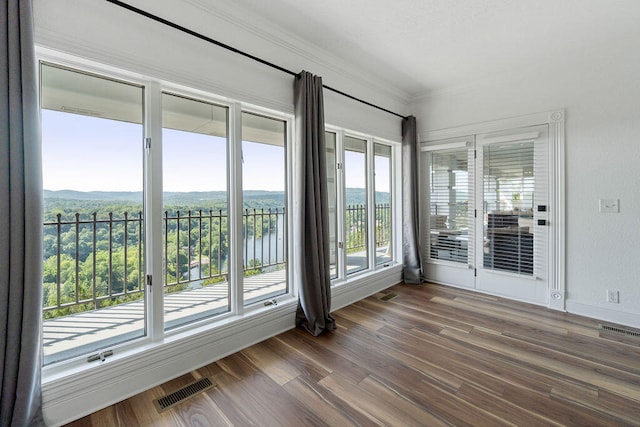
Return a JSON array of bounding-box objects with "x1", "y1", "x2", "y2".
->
[
  {"x1": 325, "y1": 131, "x2": 338, "y2": 279},
  {"x1": 429, "y1": 149, "x2": 470, "y2": 263},
  {"x1": 41, "y1": 63, "x2": 145, "y2": 364},
  {"x1": 344, "y1": 136, "x2": 368, "y2": 275},
  {"x1": 483, "y1": 141, "x2": 534, "y2": 275},
  {"x1": 374, "y1": 143, "x2": 392, "y2": 265},
  {"x1": 242, "y1": 112, "x2": 287, "y2": 305},
  {"x1": 162, "y1": 93, "x2": 230, "y2": 330}
]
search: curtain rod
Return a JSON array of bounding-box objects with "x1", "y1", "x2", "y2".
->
[{"x1": 105, "y1": 0, "x2": 406, "y2": 119}]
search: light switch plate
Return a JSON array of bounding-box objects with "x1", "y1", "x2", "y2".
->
[{"x1": 599, "y1": 199, "x2": 619, "y2": 213}]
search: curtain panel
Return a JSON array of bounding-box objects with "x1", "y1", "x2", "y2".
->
[
  {"x1": 293, "y1": 71, "x2": 336, "y2": 336},
  {"x1": 401, "y1": 116, "x2": 424, "y2": 284},
  {"x1": 0, "y1": 0, "x2": 45, "y2": 425}
]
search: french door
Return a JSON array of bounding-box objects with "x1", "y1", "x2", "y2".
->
[{"x1": 423, "y1": 124, "x2": 550, "y2": 305}]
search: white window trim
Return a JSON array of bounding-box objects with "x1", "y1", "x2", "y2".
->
[{"x1": 326, "y1": 125, "x2": 402, "y2": 288}]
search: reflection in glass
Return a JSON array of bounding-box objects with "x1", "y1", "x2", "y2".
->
[
  {"x1": 241, "y1": 112, "x2": 288, "y2": 305},
  {"x1": 325, "y1": 132, "x2": 338, "y2": 278},
  {"x1": 344, "y1": 136, "x2": 368, "y2": 275},
  {"x1": 374, "y1": 143, "x2": 392, "y2": 265},
  {"x1": 162, "y1": 93, "x2": 230, "y2": 329},
  {"x1": 41, "y1": 63, "x2": 145, "y2": 364},
  {"x1": 483, "y1": 141, "x2": 534, "y2": 275},
  {"x1": 429, "y1": 149, "x2": 470, "y2": 264}
]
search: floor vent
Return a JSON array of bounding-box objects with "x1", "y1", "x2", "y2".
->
[
  {"x1": 153, "y1": 377, "x2": 215, "y2": 413},
  {"x1": 380, "y1": 292, "x2": 397, "y2": 301},
  {"x1": 599, "y1": 323, "x2": 640, "y2": 338}
]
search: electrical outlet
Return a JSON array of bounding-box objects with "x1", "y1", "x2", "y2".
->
[
  {"x1": 599, "y1": 199, "x2": 620, "y2": 213},
  {"x1": 606, "y1": 289, "x2": 619, "y2": 303}
]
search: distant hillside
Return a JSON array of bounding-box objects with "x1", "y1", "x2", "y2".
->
[
  {"x1": 345, "y1": 188, "x2": 390, "y2": 205},
  {"x1": 44, "y1": 190, "x2": 144, "y2": 202},
  {"x1": 44, "y1": 189, "x2": 388, "y2": 208}
]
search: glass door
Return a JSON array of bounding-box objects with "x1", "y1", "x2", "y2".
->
[
  {"x1": 475, "y1": 125, "x2": 549, "y2": 304},
  {"x1": 422, "y1": 125, "x2": 550, "y2": 305},
  {"x1": 421, "y1": 138, "x2": 475, "y2": 288}
]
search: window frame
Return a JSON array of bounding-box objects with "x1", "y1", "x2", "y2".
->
[
  {"x1": 38, "y1": 51, "x2": 399, "y2": 383},
  {"x1": 324, "y1": 125, "x2": 401, "y2": 287},
  {"x1": 39, "y1": 56, "x2": 296, "y2": 373},
  {"x1": 239, "y1": 107, "x2": 293, "y2": 311}
]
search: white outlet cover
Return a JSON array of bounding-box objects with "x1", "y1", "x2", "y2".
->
[
  {"x1": 599, "y1": 199, "x2": 619, "y2": 213},
  {"x1": 606, "y1": 289, "x2": 620, "y2": 303}
]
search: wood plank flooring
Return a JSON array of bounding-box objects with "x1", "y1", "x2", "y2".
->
[{"x1": 65, "y1": 282, "x2": 640, "y2": 426}]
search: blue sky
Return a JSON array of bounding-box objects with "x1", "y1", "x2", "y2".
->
[{"x1": 42, "y1": 109, "x2": 386, "y2": 193}]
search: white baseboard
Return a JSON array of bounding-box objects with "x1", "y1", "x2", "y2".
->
[
  {"x1": 331, "y1": 265, "x2": 403, "y2": 311},
  {"x1": 42, "y1": 267, "x2": 402, "y2": 426},
  {"x1": 42, "y1": 302, "x2": 297, "y2": 426},
  {"x1": 566, "y1": 301, "x2": 640, "y2": 329}
]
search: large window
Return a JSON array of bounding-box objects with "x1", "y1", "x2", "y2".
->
[
  {"x1": 325, "y1": 131, "x2": 339, "y2": 278},
  {"x1": 40, "y1": 63, "x2": 293, "y2": 365},
  {"x1": 162, "y1": 93, "x2": 230, "y2": 329},
  {"x1": 374, "y1": 143, "x2": 392, "y2": 265},
  {"x1": 41, "y1": 63, "x2": 145, "y2": 364},
  {"x1": 325, "y1": 131, "x2": 397, "y2": 282},
  {"x1": 40, "y1": 61, "x2": 397, "y2": 368},
  {"x1": 343, "y1": 136, "x2": 369, "y2": 275},
  {"x1": 241, "y1": 112, "x2": 288, "y2": 305}
]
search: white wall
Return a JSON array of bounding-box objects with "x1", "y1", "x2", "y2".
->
[{"x1": 412, "y1": 36, "x2": 640, "y2": 328}]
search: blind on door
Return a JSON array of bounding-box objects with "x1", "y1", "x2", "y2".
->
[
  {"x1": 482, "y1": 140, "x2": 536, "y2": 275},
  {"x1": 428, "y1": 148, "x2": 473, "y2": 264}
]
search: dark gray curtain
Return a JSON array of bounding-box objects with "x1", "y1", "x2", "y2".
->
[
  {"x1": 0, "y1": 1, "x2": 45, "y2": 426},
  {"x1": 401, "y1": 116, "x2": 424, "y2": 284},
  {"x1": 293, "y1": 71, "x2": 336, "y2": 336}
]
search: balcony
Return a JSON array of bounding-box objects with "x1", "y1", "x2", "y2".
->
[{"x1": 42, "y1": 204, "x2": 391, "y2": 363}]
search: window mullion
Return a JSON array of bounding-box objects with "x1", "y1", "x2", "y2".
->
[
  {"x1": 229, "y1": 103, "x2": 244, "y2": 315},
  {"x1": 335, "y1": 130, "x2": 346, "y2": 280},
  {"x1": 145, "y1": 82, "x2": 164, "y2": 341},
  {"x1": 366, "y1": 138, "x2": 376, "y2": 270}
]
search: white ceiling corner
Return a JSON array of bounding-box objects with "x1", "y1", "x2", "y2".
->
[
  {"x1": 196, "y1": 0, "x2": 640, "y2": 101},
  {"x1": 184, "y1": 0, "x2": 413, "y2": 104}
]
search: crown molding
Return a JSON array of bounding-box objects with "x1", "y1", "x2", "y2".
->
[
  {"x1": 183, "y1": 0, "x2": 410, "y2": 110},
  {"x1": 34, "y1": 28, "x2": 294, "y2": 114}
]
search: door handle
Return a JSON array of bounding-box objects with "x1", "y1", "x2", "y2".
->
[{"x1": 537, "y1": 219, "x2": 547, "y2": 226}]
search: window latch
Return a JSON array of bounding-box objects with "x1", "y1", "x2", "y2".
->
[{"x1": 88, "y1": 349, "x2": 113, "y2": 363}]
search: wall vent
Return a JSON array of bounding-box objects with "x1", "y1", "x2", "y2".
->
[
  {"x1": 153, "y1": 377, "x2": 215, "y2": 413},
  {"x1": 379, "y1": 292, "x2": 397, "y2": 301},
  {"x1": 599, "y1": 323, "x2": 640, "y2": 338}
]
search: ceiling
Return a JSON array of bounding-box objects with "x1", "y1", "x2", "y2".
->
[{"x1": 225, "y1": 0, "x2": 640, "y2": 99}]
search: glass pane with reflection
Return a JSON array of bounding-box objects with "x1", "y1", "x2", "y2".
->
[
  {"x1": 41, "y1": 63, "x2": 145, "y2": 364},
  {"x1": 374, "y1": 143, "x2": 392, "y2": 265},
  {"x1": 344, "y1": 136, "x2": 368, "y2": 275},
  {"x1": 242, "y1": 112, "x2": 288, "y2": 305},
  {"x1": 325, "y1": 131, "x2": 338, "y2": 279},
  {"x1": 162, "y1": 93, "x2": 230, "y2": 330}
]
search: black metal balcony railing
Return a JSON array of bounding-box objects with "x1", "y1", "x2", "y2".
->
[
  {"x1": 43, "y1": 204, "x2": 391, "y2": 318},
  {"x1": 42, "y1": 212, "x2": 145, "y2": 318},
  {"x1": 345, "y1": 204, "x2": 391, "y2": 253},
  {"x1": 163, "y1": 208, "x2": 287, "y2": 289},
  {"x1": 374, "y1": 203, "x2": 392, "y2": 248}
]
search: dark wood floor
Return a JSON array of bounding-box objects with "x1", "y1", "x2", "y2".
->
[{"x1": 66, "y1": 282, "x2": 640, "y2": 426}]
